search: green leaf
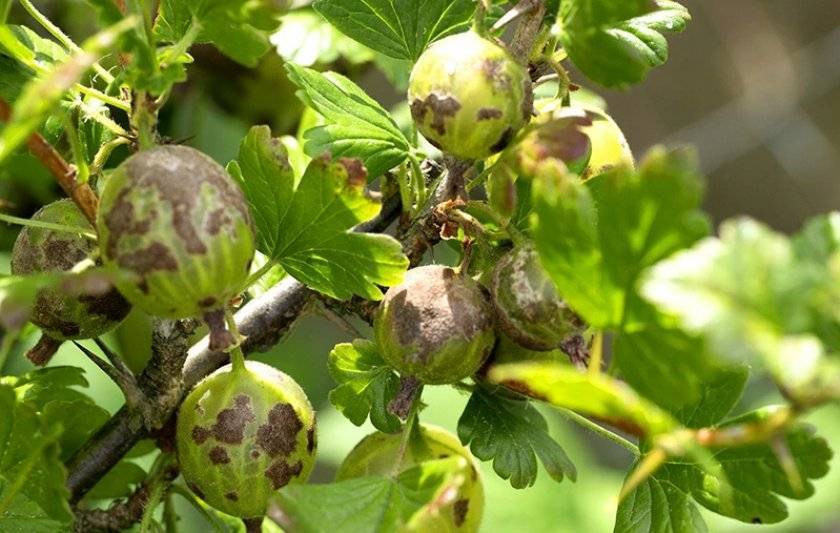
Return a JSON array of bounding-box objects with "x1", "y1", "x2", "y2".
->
[
  {"x1": 640, "y1": 217, "x2": 839, "y2": 400},
  {"x1": 612, "y1": 326, "x2": 718, "y2": 411},
  {"x1": 671, "y1": 365, "x2": 748, "y2": 429},
  {"x1": 155, "y1": 0, "x2": 285, "y2": 66},
  {"x1": 328, "y1": 339, "x2": 401, "y2": 433},
  {"x1": 0, "y1": 18, "x2": 135, "y2": 164},
  {"x1": 271, "y1": 9, "x2": 375, "y2": 67},
  {"x1": 0, "y1": 384, "x2": 71, "y2": 528},
  {"x1": 312, "y1": 0, "x2": 475, "y2": 61},
  {"x1": 614, "y1": 466, "x2": 707, "y2": 533},
  {"x1": 2, "y1": 366, "x2": 110, "y2": 460},
  {"x1": 269, "y1": 457, "x2": 470, "y2": 532},
  {"x1": 230, "y1": 126, "x2": 408, "y2": 300},
  {"x1": 666, "y1": 414, "x2": 831, "y2": 525},
  {"x1": 285, "y1": 63, "x2": 411, "y2": 179},
  {"x1": 85, "y1": 461, "x2": 147, "y2": 501},
  {"x1": 457, "y1": 387, "x2": 576, "y2": 489},
  {"x1": 560, "y1": 0, "x2": 691, "y2": 88},
  {"x1": 531, "y1": 146, "x2": 709, "y2": 329},
  {"x1": 487, "y1": 362, "x2": 678, "y2": 437},
  {"x1": 618, "y1": 383, "x2": 831, "y2": 530}
]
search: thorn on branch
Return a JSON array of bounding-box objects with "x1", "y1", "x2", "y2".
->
[{"x1": 74, "y1": 341, "x2": 148, "y2": 414}]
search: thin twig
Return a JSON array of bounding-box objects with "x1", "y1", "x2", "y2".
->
[
  {"x1": 73, "y1": 453, "x2": 178, "y2": 533},
  {"x1": 0, "y1": 97, "x2": 100, "y2": 225}
]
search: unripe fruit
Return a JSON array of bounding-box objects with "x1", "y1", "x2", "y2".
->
[
  {"x1": 490, "y1": 245, "x2": 584, "y2": 351},
  {"x1": 11, "y1": 199, "x2": 130, "y2": 365},
  {"x1": 97, "y1": 145, "x2": 255, "y2": 320},
  {"x1": 409, "y1": 31, "x2": 532, "y2": 160},
  {"x1": 580, "y1": 109, "x2": 633, "y2": 178},
  {"x1": 337, "y1": 425, "x2": 484, "y2": 532},
  {"x1": 374, "y1": 265, "x2": 495, "y2": 384},
  {"x1": 176, "y1": 361, "x2": 316, "y2": 518}
]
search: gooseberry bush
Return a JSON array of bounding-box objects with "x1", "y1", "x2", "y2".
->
[{"x1": 0, "y1": 0, "x2": 838, "y2": 531}]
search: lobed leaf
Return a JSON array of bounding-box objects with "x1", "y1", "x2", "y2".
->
[
  {"x1": 487, "y1": 362, "x2": 678, "y2": 437},
  {"x1": 285, "y1": 63, "x2": 411, "y2": 179},
  {"x1": 328, "y1": 339, "x2": 401, "y2": 433},
  {"x1": 155, "y1": 0, "x2": 285, "y2": 67},
  {"x1": 531, "y1": 146, "x2": 709, "y2": 330},
  {"x1": 312, "y1": 0, "x2": 475, "y2": 61},
  {"x1": 269, "y1": 457, "x2": 470, "y2": 532},
  {"x1": 0, "y1": 384, "x2": 71, "y2": 529},
  {"x1": 0, "y1": 18, "x2": 134, "y2": 164},
  {"x1": 457, "y1": 387, "x2": 576, "y2": 489},
  {"x1": 560, "y1": 0, "x2": 691, "y2": 88},
  {"x1": 230, "y1": 126, "x2": 408, "y2": 300}
]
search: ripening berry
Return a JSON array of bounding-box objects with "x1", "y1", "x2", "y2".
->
[
  {"x1": 11, "y1": 199, "x2": 130, "y2": 365},
  {"x1": 337, "y1": 424, "x2": 484, "y2": 532},
  {"x1": 409, "y1": 31, "x2": 532, "y2": 160},
  {"x1": 374, "y1": 265, "x2": 495, "y2": 384},
  {"x1": 176, "y1": 361, "x2": 316, "y2": 518},
  {"x1": 97, "y1": 145, "x2": 255, "y2": 349}
]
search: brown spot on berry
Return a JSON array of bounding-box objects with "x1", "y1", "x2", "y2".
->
[
  {"x1": 118, "y1": 242, "x2": 178, "y2": 275},
  {"x1": 192, "y1": 426, "x2": 211, "y2": 445},
  {"x1": 477, "y1": 107, "x2": 503, "y2": 121},
  {"x1": 383, "y1": 266, "x2": 493, "y2": 365},
  {"x1": 209, "y1": 446, "x2": 231, "y2": 465},
  {"x1": 251, "y1": 449, "x2": 261, "y2": 459},
  {"x1": 490, "y1": 127, "x2": 515, "y2": 154},
  {"x1": 306, "y1": 427, "x2": 316, "y2": 454},
  {"x1": 264, "y1": 460, "x2": 303, "y2": 490},
  {"x1": 80, "y1": 287, "x2": 131, "y2": 322},
  {"x1": 210, "y1": 394, "x2": 255, "y2": 444},
  {"x1": 199, "y1": 296, "x2": 217, "y2": 308},
  {"x1": 206, "y1": 208, "x2": 231, "y2": 236},
  {"x1": 256, "y1": 403, "x2": 303, "y2": 457},
  {"x1": 225, "y1": 492, "x2": 239, "y2": 501},
  {"x1": 410, "y1": 94, "x2": 462, "y2": 136},
  {"x1": 454, "y1": 499, "x2": 469, "y2": 527},
  {"x1": 482, "y1": 58, "x2": 512, "y2": 91}
]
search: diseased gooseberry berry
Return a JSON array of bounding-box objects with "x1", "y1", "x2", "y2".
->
[
  {"x1": 11, "y1": 199, "x2": 130, "y2": 365},
  {"x1": 97, "y1": 145, "x2": 255, "y2": 349},
  {"x1": 374, "y1": 265, "x2": 495, "y2": 385},
  {"x1": 337, "y1": 424, "x2": 484, "y2": 532},
  {"x1": 408, "y1": 31, "x2": 532, "y2": 160},
  {"x1": 489, "y1": 245, "x2": 585, "y2": 351},
  {"x1": 176, "y1": 361, "x2": 316, "y2": 518}
]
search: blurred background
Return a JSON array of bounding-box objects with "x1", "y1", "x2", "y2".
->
[{"x1": 2, "y1": 1, "x2": 840, "y2": 531}]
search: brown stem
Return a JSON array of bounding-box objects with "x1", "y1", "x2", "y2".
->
[
  {"x1": 388, "y1": 375, "x2": 422, "y2": 419},
  {"x1": 509, "y1": 0, "x2": 546, "y2": 64},
  {"x1": 73, "y1": 457, "x2": 178, "y2": 532},
  {"x1": 26, "y1": 334, "x2": 63, "y2": 366},
  {"x1": 203, "y1": 308, "x2": 235, "y2": 352},
  {"x1": 0, "y1": 97, "x2": 100, "y2": 226}
]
